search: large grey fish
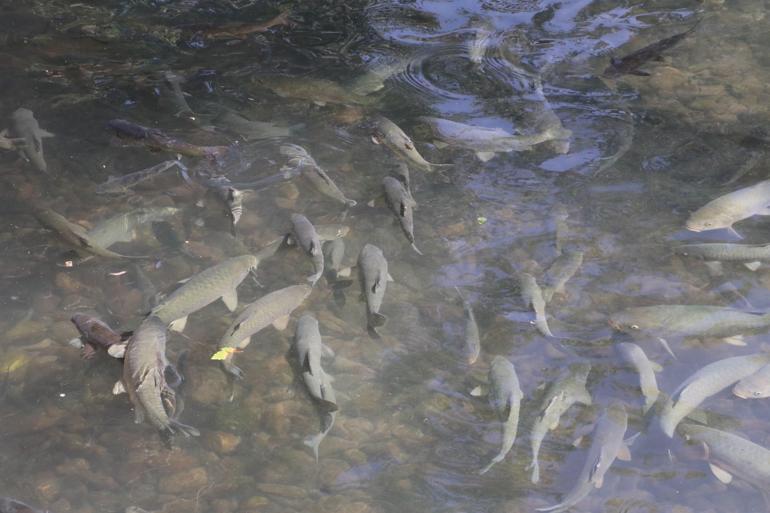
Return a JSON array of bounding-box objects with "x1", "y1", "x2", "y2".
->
[
  {"x1": 659, "y1": 353, "x2": 770, "y2": 437},
  {"x1": 12, "y1": 107, "x2": 54, "y2": 174},
  {"x1": 733, "y1": 363, "x2": 770, "y2": 399},
  {"x1": 95, "y1": 160, "x2": 188, "y2": 195},
  {"x1": 0, "y1": 497, "x2": 48, "y2": 513},
  {"x1": 358, "y1": 244, "x2": 392, "y2": 335},
  {"x1": 686, "y1": 179, "x2": 770, "y2": 234},
  {"x1": 280, "y1": 144, "x2": 356, "y2": 207},
  {"x1": 455, "y1": 286, "x2": 480, "y2": 365},
  {"x1": 294, "y1": 314, "x2": 338, "y2": 461},
  {"x1": 675, "y1": 243, "x2": 770, "y2": 271},
  {"x1": 372, "y1": 116, "x2": 450, "y2": 172},
  {"x1": 542, "y1": 250, "x2": 583, "y2": 303},
  {"x1": 520, "y1": 272, "x2": 554, "y2": 337},
  {"x1": 323, "y1": 239, "x2": 351, "y2": 283},
  {"x1": 383, "y1": 176, "x2": 422, "y2": 255},
  {"x1": 609, "y1": 305, "x2": 770, "y2": 347},
  {"x1": 348, "y1": 56, "x2": 410, "y2": 96},
  {"x1": 214, "y1": 109, "x2": 291, "y2": 140},
  {"x1": 615, "y1": 342, "x2": 660, "y2": 414},
  {"x1": 151, "y1": 255, "x2": 258, "y2": 332},
  {"x1": 201, "y1": 181, "x2": 243, "y2": 235},
  {"x1": 157, "y1": 71, "x2": 195, "y2": 120},
  {"x1": 472, "y1": 356, "x2": 522, "y2": 475},
  {"x1": 537, "y1": 402, "x2": 629, "y2": 513},
  {"x1": 87, "y1": 207, "x2": 180, "y2": 249},
  {"x1": 679, "y1": 423, "x2": 770, "y2": 502},
  {"x1": 218, "y1": 284, "x2": 312, "y2": 379},
  {"x1": 33, "y1": 207, "x2": 146, "y2": 260},
  {"x1": 528, "y1": 362, "x2": 592, "y2": 484},
  {"x1": 115, "y1": 315, "x2": 199, "y2": 438},
  {"x1": 603, "y1": 22, "x2": 699, "y2": 78},
  {"x1": 288, "y1": 213, "x2": 324, "y2": 286}
]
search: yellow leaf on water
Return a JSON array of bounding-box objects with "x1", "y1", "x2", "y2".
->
[{"x1": 210, "y1": 347, "x2": 238, "y2": 361}]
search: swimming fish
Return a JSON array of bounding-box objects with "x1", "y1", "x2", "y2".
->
[
  {"x1": 372, "y1": 116, "x2": 450, "y2": 171},
  {"x1": 87, "y1": 207, "x2": 180, "y2": 249},
  {"x1": 383, "y1": 176, "x2": 422, "y2": 255},
  {"x1": 358, "y1": 244, "x2": 392, "y2": 336},
  {"x1": 685, "y1": 179, "x2": 770, "y2": 235},
  {"x1": 733, "y1": 362, "x2": 770, "y2": 399},
  {"x1": 455, "y1": 286, "x2": 480, "y2": 364},
  {"x1": 70, "y1": 313, "x2": 129, "y2": 359},
  {"x1": 675, "y1": 243, "x2": 770, "y2": 271},
  {"x1": 287, "y1": 213, "x2": 324, "y2": 286},
  {"x1": 604, "y1": 22, "x2": 699, "y2": 78},
  {"x1": 520, "y1": 272, "x2": 554, "y2": 337},
  {"x1": 542, "y1": 250, "x2": 583, "y2": 303},
  {"x1": 280, "y1": 144, "x2": 356, "y2": 207},
  {"x1": 11, "y1": 107, "x2": 54, "y2": 174},
  {"x1": 615, "y1": 342, "x2": 660, "y2": 413}
]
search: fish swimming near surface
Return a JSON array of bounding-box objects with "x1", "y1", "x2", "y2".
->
[
  {"x1": 675, "y1": 242, "x2": 770, "y2": 271},
  {"x1": 33, "y1": 207, "x2": 147, "y2": 260},
  {"x1": 114, "y1": 315, "x2": 199, "y2": 439},
  {"x1": 0, "y1": 497, "x2": 49, "y2": 513},
  {"x1": 280, "y1": 144, "x2": 356, "y2": 207},
  {"x1": 455, "y1": 286, "x2": 480, "y2": 365},
  {"x1": 294, "y1": 313, "x2": 338, "y2": 461},
  {"x1": 95, "y1": 160, "x2": 189, "y2": 195},
  {"x1": 615, "y1": 342, "x2": 661, "y2": 414},
  {"x1": 157, "y1": 71, "x2": 195, "y2": 121},
  {"x1": 252, "y1": 74, "x2": 373, "y2": 107},
  {"x1": 519, "y1": 272, "x2": 554, "y2": 337},
  {"x1": 151, "y1": 254, "x2": 258, "y2": 332},
  {"x1": 11, "y1": 107, "x2": 54, "y2": 174},
  {"x1": 217, "y1": 284, "x2": 312, "y2": 379},
  {"x1": 382, "y1": 176, "x2": 422, "y2": 255},
  {"x1": 603, "y1": 21, "x2": 699, "y2": 77},
  {"x1": 287, "y1": 213, "x2": 324, "y2": 286},
  {"x1": 323, "y1": 238, "x2": 353, "y2": 306},
  {"x1": 659, "y1": 353, "x2": 770, "y2": 437},
  {"x1": 733, "y1": 362, "x2": 770, "y2": 399},
  {"x1": 87, "y1": 207, "x2": 181, "y2": 249},
  {"x1": 372, "y1": 116, "x2": 450, "y2": 171},
  {"x1": 348, "y1": 56, "x2": 411, "y2": 96},
  {"x1": 214, "y1": 109, "x2": 292, "y2": 140},
  {"x1": 679, "y1": 423, "x2": 770, "y2": 505},
  {"x1": 472, "y1": 356, "x2": 522, "y2": 475},
  {"x1": 528, "y1": 362, "x2": 592, "y2": 484},
  {"x1": 542, "y1": 250, "x2": 583, "y2": 303},
  {"x1": 358, "y1": 244, "x2": 392, "y2": 336},
  {"x1": 609, "y1": 304, "x2": 770, "y2": 348},
  {"x1": 685, "y1": 179, "x2": 770, "y2": 235},
  {"x1": 537, "y1": 402, "x2": 629, "y2": 513},
  {"x1": 202, "y1": 9, "x2": 294, "y2": 40},
  {"x1": 70, "y1": 313, "x2": 129, "y2": 359},
  {"x1": 108, "y1": 119, "x2": 230, "y2": 164},
  {"x1": 200, "y1": 180, "x2": 243, "y2": 236}
]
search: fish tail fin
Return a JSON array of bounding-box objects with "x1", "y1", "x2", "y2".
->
[
  {"x1": 530, "y1": 462, "x2": 540, "y2": 484},
  {"x1": 304, "y1": 432, "x2": 323, "y2": 463},
  {"x1": 317, "y1": 399, "x2": 339, "y2": 413},
  {"x1": 411, "y1": 243, "x2": 423, "y2": 256},
  {"x1": 478, "y1": 454, "x2": 502, "y2": 475},
  {"x1": 575, "y1": 385, "x2": 592, "y2": 406},
  {"x1": 170, "y1": 419, "x2": 200, "y2": 438},
  {"x1": 535, "y1": 317, "x2": 554, "y2": 337},
  {"x1": 368, "y1": 311, "x2": 387, "y2": 329}
]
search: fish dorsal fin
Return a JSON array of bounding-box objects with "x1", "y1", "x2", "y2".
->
[
  {"x1": 39, "y1": 129, "x2": 55, "y2": 138},
  {"x1": 476, "y1": 151, "x2": 496, "y2": 162},
  {"x1": 221, "y1": 289, "x2": 238, "y2": 312},
  {"x1": 470, "y1": 385, "x2": 487, "y2": 397},
  {"x1": 616, "y1": 443, "x2": 632, "y2": 462},
  {"x1": 709, "y1": 463, "x2": 733, "y2": 484}
]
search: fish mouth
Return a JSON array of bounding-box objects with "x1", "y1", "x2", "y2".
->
[
  {"x1": 684, "y1": 221, "x2": 703, "y2": 232},
  {"x1": 732, "y1": 387, "x2": 751, "y2": 399}
]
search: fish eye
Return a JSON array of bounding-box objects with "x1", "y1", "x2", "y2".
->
[{"x1": 754, "y1": 391, "x2": 763, "y2": 397}]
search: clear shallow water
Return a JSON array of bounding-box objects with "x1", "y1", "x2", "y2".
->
[{"x1": 2, "y1": 1, "x2": 770, "y2": 512}]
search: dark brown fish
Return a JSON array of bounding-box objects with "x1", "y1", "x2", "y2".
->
[
  {"x1": 107, "y1": 119, "x2": 230, "y2": 163},
  {"x1": 603, "y1": 21, "x2": 699, "y2": 77},
  {"x1": 202, "y1": 10, "x2": 294, "y2": 40},
  {"x1": 70, "y1": 313, "x2": 127, "y2": 359}
]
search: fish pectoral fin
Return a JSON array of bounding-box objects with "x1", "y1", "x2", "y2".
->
[
  {"x1": 322, "y1": 343, "x2": 335, "y2": 359},
  {"x1": 656, "y1": 337, "x2": 677, "y2": 359},
  {"x1": 337, "y1": 266, "x2": 352, "y2": 278},
  {"x1": 112, "y1": 380, "x2": 127, "y2": 395},
  {"x1": 169, "y1": 316, "x2": 188, "y2": 332},
  {"x1": 650, "y1": 360, "x2": 664, "y2": 372},
  {"x1": 386, "y1": 272, "x2": 394, "y2": 282},
  {"x1": 722, "y1": 335, "x2": 746, "y2": 346},
  {"x1": 616, "y1": 443, "x2": 632, "y2": 462},
  {"x1": 576, "y1": 387, "x2": 593, "y2": 406},
  {"x1": 39, "y1": 129, "x2": 55, "y2": 138},
  {"x1": 475, "y1": 151, "x2": 496, "y2": 162},
  {"x1": 272, "y1": 315, "x2": 290, "y2": 331},
  {"x1": 107, "y1": 343, "x2": 127, "y2": 358},
  {"x1": 744, "y1": 261, "x2": 762, "y2": 271},
  {"x1": 302, "y1": 353, "x2": 313, "y2": 374},
  {"x1": 433, "y1": 140, "x2": 448, "y2": 149},
  {"x1": 470, "y1": 385, "x2": 487, "y2": 397},
  {"x1": 221, "y1": 289, "x2": 239, "y2": 312},
  {"x1": 709, "y1": 463, "x2": 733, "y2": 484}
]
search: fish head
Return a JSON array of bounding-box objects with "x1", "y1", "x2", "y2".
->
[
  {"x1": 685, "y1": 207, "x2": 733, "y2": 232},
  {"x1": 607, "y1": 311, "x2": 646, "y2": 333},
  {"x1": 733, "y1": 378, "x2": 770, "y2": 399}
]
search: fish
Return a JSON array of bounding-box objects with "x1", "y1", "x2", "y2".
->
[
  {"x1": 157, "y1": 71, "x2": 195, "y2": 121},
  {"x1": 214, "y1": 110, "x2": 291, "y2": 140},
  {"x1": 528, "y1": 362, "x2": 592, "y2": 484},
  {"x1": 537, "y1": 402, "x2": 629, "y2": 512},
  {"x1": 95, "y1": 160, "x2": 188, "y2": 195},
  {"x1": 733, "y1": 362, "x2": 770, "y2": 399},
  {"x1": 455, "y1": 286, "x2": 480, "y2": 364},
  {"x1": 685, "y1": 179, "x2": 770, "y2": 234},
  {"x1": 202, "y1": 9, "x2": 293, "y2": 40},
  {"x1": 603, "y1": 22, "x2": 699, "y2": 78},
  {"x1": 70, "y1": 313, "x2": 129, "y2": 359},
  {"x1": 372, "y1": 116, "x2": 450, "y2": 171},
  {"x1": 87, "y1": 207, "x2": 180, "y2": 249},
  {"x1": 553, "y1": 205, "x2": 569, "y2": 255},
  {"x1": 419, "y1": 116, "x2": 566, "y2": 162},
  {"x1": 294, "y1": 313, "x2": 338, "y2": 461},
  {"x1": 468, "y1": 27, "x2": 492, "y2": 64},
  {"x1": 394, "y1": 162, "x2": 412, "y2": 196},
  {"x1": 218, "y1": 284, "x2": 312, "y2": 379},
  {"x1": 615, "y1": 342, "x2": 660, "y2": 414},
  {"x1": 114, "y1": 315, "x2": 199, "y2": 438},
  {"x1": 609, "y1": 305, "x2": 770, "y2": 347},
  {"x1": 519, "y1": 272, "x2": 554, "y2": 337},
  {"x1": 472, "y1": 356, "x2": 522, "y2": 475},
  {"x1": 280, "y1": 144, "x2": 356, "y2": 207},
  {"x1": 348, "y1": 57, "x2": 410, "y2": 96},
  {"x1": 678, "y1": 423, "x2": 770, "y2": 501},
  {"x1": 151, "y1": 254, "x2": 258, "y2": 332},
  {"x1": 675, "y1": 243, "x2": 770, "y2": 271},
  {"x1": 11, "y1": 107, "x2": 54, "y2": 174},
  {"x1": 659, "y1": 353, "x2": 770, "y2": 437},
  {"x1": 383, "y1": 176, "x2": 422, "y2": 255},
  {"x1": 202, "y1": 182, "x2": 243, "y2": 235},
  {"x1": 32, "y1": 207, "x2": 147, "y2": 259},
  {"x1": 358, "y1": 244, "x2": 392, "y2": 336},
  {"x1": 0, "y1": 497, "x2": 47, "y2": 513},
  {"x1": 542, "y1": 250, "x2": 583, "y2": 303},
  {"x1": 287, "y1": 213, "x2": 324, "y2": 285},
  {"x1": 108, "y1": 119, "x2": 230, "y2": 163},
  {"x1": 323, "y1": 239, "x2": 352, "y2": 306},
  {"x1": 252, "y1": 75, "x2": 373, "y2": 106}
]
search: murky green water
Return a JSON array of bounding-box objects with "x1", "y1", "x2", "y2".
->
[{"x1": 2, "y1": 0, "x2": 770, "y2": 512}]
